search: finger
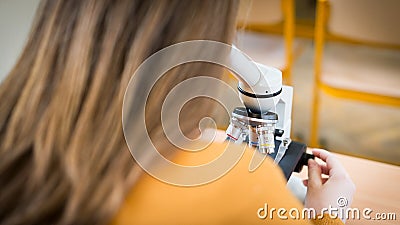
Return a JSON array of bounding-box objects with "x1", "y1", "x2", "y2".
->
[
  {"x1": 310, "y1": 158, "x2": 330, "y2": 175},
  {"x1": 307, "y1": 159, "x2": 322, "y2": 188},
  {"x1": 303, "y1": 177, "x2": 328, "y2": 187},
  {"x1": 320, "y1": 163, "x2": 330, "y2": 175},
  {"x1": 312, "y1": 149, "x2": 346, "y2": 175},
  {"x1": 310, "y1": 157, "x2": 330, "y2": 175}
]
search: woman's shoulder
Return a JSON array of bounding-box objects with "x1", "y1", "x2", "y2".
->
[{"x1": 111, "y1": 142, "x2": 309, "y2": 225}]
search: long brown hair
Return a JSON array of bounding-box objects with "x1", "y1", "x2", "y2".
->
[{"x1": 0, "y1": 0, "x2": 238, "y2": 224}]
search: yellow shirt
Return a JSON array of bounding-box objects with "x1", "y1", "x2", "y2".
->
[{"x1": 111, "y1": 142, "x2": 343, "y2": 225}]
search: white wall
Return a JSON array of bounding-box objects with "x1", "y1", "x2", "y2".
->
[{"x1": 0, "y1": 0, "x2": 40, "y2": 82}]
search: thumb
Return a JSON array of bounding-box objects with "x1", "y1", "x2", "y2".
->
[{"x1": 307, "y1": 159, "x2": 322, "y2": 188}]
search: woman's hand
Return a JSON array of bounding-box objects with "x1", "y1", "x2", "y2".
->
[{"x1": 303, "y1": 149, "x2": 356, "y2": 222}]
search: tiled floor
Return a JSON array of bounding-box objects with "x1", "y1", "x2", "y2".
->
[{"x1": 236, "y1": 31, "x2": 400, "y2": 165}]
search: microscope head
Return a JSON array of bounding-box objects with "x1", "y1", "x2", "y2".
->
[
  {"x1": 229, "y1": 46, "x2": 282, "y2": 114},
  {"x1": 238, "y1": 63, "x2": 283, "y2": 114}
]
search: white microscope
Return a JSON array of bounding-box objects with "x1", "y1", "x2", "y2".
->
[{"x1": 226, "y1": 46, "x2": 313, "y2": 180}]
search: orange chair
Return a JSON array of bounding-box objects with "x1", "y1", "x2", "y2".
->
[
  {"x1": 236, "y1": 0, "x2": 296, "y2": 85},
  {"x1": 310, "y1": 0, "x2": 400, "y2": 147}
]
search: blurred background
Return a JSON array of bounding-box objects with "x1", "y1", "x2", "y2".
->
[
  {"x1": 233, "y1": 0, "x2": 400, "y2": 166},
  {"x1": 1, "y1": 0, "x2": 399, "y2": 165}
]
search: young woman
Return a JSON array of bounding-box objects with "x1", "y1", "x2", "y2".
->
[{"x1": 0, "y1": 0, "x2": 354, "y2": 224}]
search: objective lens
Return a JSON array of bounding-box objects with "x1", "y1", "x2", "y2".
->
[
  {"x1": 226, "y1": 123, "x2": 241, "y2": 141},
  {"x1": 257, "y1": 125, "x2": 275, "y2": 154}
]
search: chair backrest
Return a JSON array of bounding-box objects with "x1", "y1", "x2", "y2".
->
[
  {"x1": 328, "y1": 0, "x2": 400, "y2": 46},
  {"x1": 237, "y1": 0, "x2": 283, "y2": 25}
]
